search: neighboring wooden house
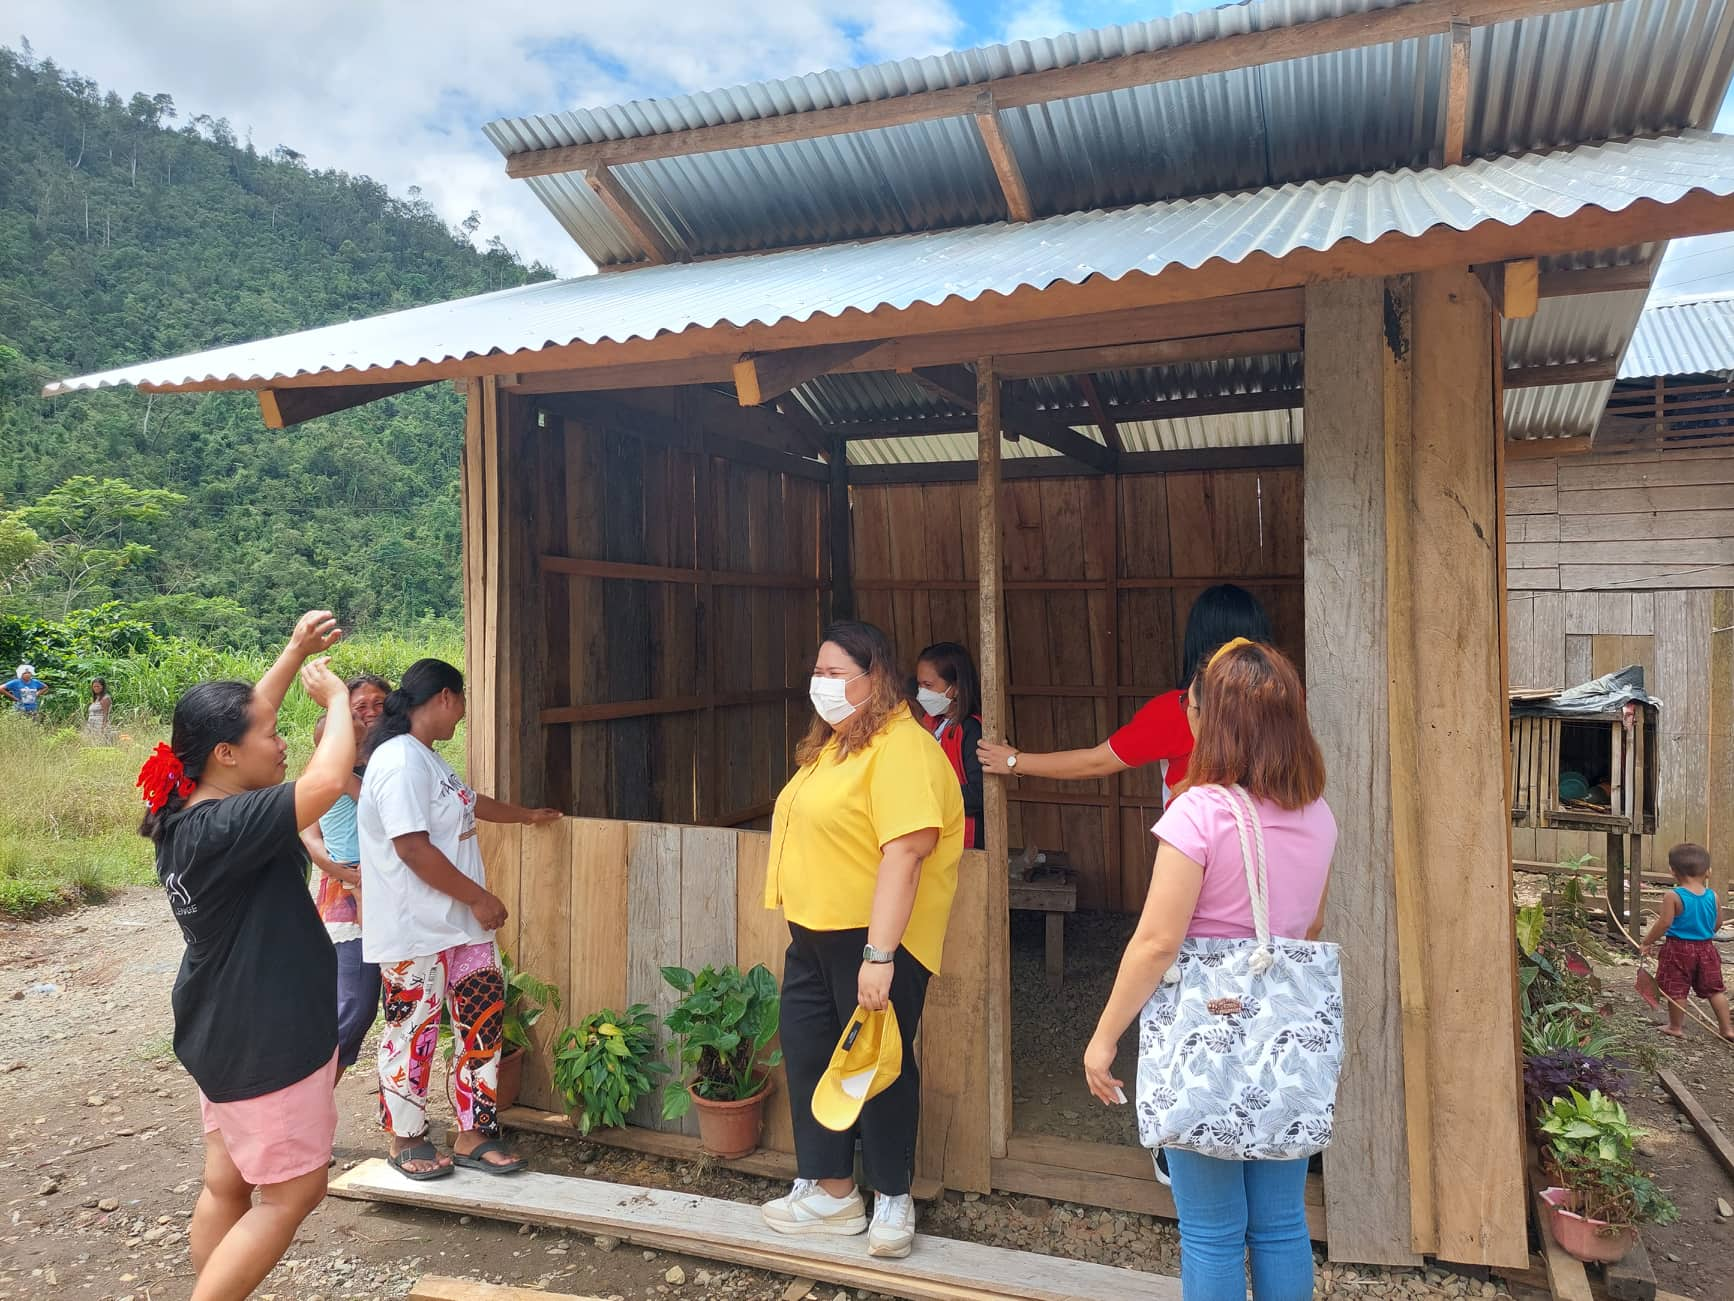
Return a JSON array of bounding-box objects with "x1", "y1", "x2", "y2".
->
[
  {"x1": 44, "y1": 0, "x2": 1734, "y2": 1275},
  {"x1": 1507, "y1": 293, "x2": 1734, "y2": 872}
]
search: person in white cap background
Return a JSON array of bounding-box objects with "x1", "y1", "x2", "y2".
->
[
  {"x1": 3, "y1": 663, "x2": 48, "y2": 720},
  {"x1": 761, "y1": 620, "x2": 965, "y2": 1259}
]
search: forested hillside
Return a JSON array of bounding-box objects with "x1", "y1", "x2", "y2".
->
[{"x1": 0, "y1": 43, "x2": 555, "y2": 642}]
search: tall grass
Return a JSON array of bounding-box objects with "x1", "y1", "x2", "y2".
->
[{"x1": 1, "y1": 628, "x2": 466, "y2": 918}]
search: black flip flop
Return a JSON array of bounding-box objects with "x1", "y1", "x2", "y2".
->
[
  {"x1": 452, "y1": 1138, "x2": 527, "y2": 1175},
  {"x1": 388, "y1": 1139, "x2": 455, "y2": 1181}
]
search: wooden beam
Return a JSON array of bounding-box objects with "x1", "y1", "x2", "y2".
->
[
  {"x1": 828, "y1": 438, "x2": 853, "y2": 621},
  {"x1": 908, "y1": 365, "x2": 1116, "y2": 471},
  {"x1": 1503, "y1": 358, "x2": 1618, "y2": 389},
  {"x1": 1441, "y1": 20, "x2": 1472, "y2": 166},
  {"x1": 540, "y1": 686, "x2": 803, "y2": 726},
  {"x1": 994, "y1": 326, "x2": 1302, "y2": 378},
  {"x1": 976, "y1": 359, "x2": 1012, "y2": 1165},
  {"x1": 1504, "y1": 435, "x2": 1591, "y2": 460},
  {"x1": 1659, "y1": 1068, "x2": 1734, "y2": 1181},
  {"x1": 503, "y1": 0, "x2": 1605, "y2": 177},
  {"x1": 531, "y1": 391, "x2": 829, "y2": 483},
  {"x1": 1504, "y1": 258, "x2": 1540, "y2": 319},
  {"x1": 1077, "y1": 374, "x2": 1121, "y2": 452},
  {"x1": 846, "y1": 441, "x2": 1301, "y2": 484},
  {"x1": 584, "y1": 164, "x2": 677, "y2": 265},
  {"x1": 1538, "y1": 261, "x2": 1656, "y2": 298},
  {"x1": 540, "y1": 554, "x2": 821, "y2": 588},
  {"x1": 973, "y1": 91, "x2": 1035, "y2": 222},
  {"x1": 733, "y1": 341, "x2": 877, "y2": 405},
  {"x1": 257, "y1": 381, "x2": 432, "y2": 429},
  {"x1": 411, "y1": 1278, "x2": 603, "y2": 1301},
  {"x1": 834, "y1": 386, "x2": 1301, "y2": 440},
  {"x1": 136, "y1": 183, "x2": 1734, "y2": 397}
]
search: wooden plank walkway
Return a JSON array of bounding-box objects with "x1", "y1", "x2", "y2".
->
[{"x1": 331, "y1": 1159, "x2": 1180, "y2": 1301}]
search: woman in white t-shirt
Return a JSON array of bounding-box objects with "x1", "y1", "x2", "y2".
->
[{"x1": 356, "y1": 659, "x2": 562, "y2": 1180}]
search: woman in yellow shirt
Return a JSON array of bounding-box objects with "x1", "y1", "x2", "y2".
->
[{"x1": 761, "y1": 621, "x2": 965, "y2": 1259}]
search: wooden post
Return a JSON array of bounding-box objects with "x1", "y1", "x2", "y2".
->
[
  {"x1": 1303, "y1": 278, "x2": 1421, "y2": 1265},
  {"x1": 828, "y1": 439, "x2": 853, "y2": 622},
  {"x1": 460, "y1": 378, "x2": 494, "y2": 794},
  {"x1": 1710, "y1": 591, "x2": 1734, "y2": 871},
  {"x1": 977, "y1": 359, "x2": 1013, "y2": 1159}
]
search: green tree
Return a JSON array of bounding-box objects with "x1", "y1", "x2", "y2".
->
[{"x1": 13, "y1": 476, "x2": 185, "y2": 615}]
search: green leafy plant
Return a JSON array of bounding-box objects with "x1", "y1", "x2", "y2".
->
[
  {"x1": 1547, "y1": 1152, "x2": 1679, "y2": 1230},
  {"x1": 501, "y1": 951, "x2": 561, "y2": 1055},
  {"x1": 552, "y1": 1005, "x2": 669, "y2": 1135},
  {"x1": 659, "y1": 963, "x2": 782, "y2": 1121},
  {"x1": 1539, "y1": 1088, "x2": 1642, "y2": 1163}
]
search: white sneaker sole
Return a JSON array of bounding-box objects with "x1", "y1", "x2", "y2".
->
[
  {"x1": 868, "y1": 1234, "x2": 913, "y2": 1258},
  {"x1": 763, "y1": 1212, "x2": 868, "y2": 1236}
]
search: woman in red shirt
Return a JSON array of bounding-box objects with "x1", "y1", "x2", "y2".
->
[
  {"x1": 914, "y1": 642, "x2": 984, "y2": 849},
  {"x1": 977, "y1": 584, "x2": 1272, "y2": 801}
]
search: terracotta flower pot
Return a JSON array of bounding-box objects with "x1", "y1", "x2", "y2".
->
[
  {"x1": 690, "y1": 1076, "x2": 773, "y2": 1159},
  {"x1": 1540, "y1": 1187, "x2": 1637, "y2": 1264},
  {"x1": 495, "y1": 1047, "x2": 526, "y2": 1114}
]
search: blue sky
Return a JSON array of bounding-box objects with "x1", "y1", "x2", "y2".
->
[{"x1": 18, "y1": 0, "x2": 1733, "y2": 296}]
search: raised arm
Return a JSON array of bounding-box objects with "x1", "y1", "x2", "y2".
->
[
  {"x1": 294, "y1": 658, "x2": 355, "y2": 830},
  {"x1": 257, "y1": 610, "x2": 342, "y2": 712}
]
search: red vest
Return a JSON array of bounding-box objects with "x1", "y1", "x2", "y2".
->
[{"x1": 921, "y1": 711, "x2": 981, "y2": 848}]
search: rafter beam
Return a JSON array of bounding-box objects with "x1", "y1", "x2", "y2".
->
[
  {"x1": 1077, "y1": 374, "x2": 1122, "y2": 452},
  {"x1": 733, "y1": 341, "x2": 878, "y2": 406},
  {"x1": 973, "y1": 91, "x2": 1035, "y2": 223},
  {"x1": 257, "y1": 381, "x2": 433, "y2": 429},
  {"x1": 585, "y1": 164, "x2": 677, "y2": 264},
  {"x1": 995, "y1": 326, "x2": 1301, "y2": 378},
  {"x1": 1537, "y1": 262, "x2": 1656, "y2": 297},
  {"x1": 1503, "y1": 359, "x2": 1618, "y2": 389},
  {"x1": 1505, "y1": 435, "x2": 1591, "y2": 460},
  {"x1": 504, "y1": 0, "x2": 1606, "y2": 178},
  {"x1": 909, "y1": 365, "x2": 1117, "y2": 472},
  {"x1": 1440, "y1": 20, "x2": 1472, "y2": 166}
]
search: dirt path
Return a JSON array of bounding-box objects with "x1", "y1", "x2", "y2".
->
[{"x1": 2, "y1": 890, "x2": 1509, "y2": 1301}]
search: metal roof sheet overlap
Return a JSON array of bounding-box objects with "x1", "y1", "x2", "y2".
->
[{"x1": 1621, "y1": 292, "x2": 1734, "y2": 376}]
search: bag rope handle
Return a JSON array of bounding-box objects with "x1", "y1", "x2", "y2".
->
[{"x1": 1222, "y1": 784, "x2": 1279, "y2": 976}]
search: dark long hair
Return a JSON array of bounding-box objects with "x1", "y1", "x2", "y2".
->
[
  {"x1": 1181, "y1": 584, "x2": 1273, "y2": 687},
  {"x1": 917, "y1": 641, "x2": 980, "y2": 722},
  {"x1": 795, "y1": 621, "x2": 906, "y2": 764},
  {"x1": 346, "y1": 672, "x2": 391, "y2": 695},
  {"x1": 138, "y1": 680, "x2": 254, "y2": 844},
  {"x1": 362, "y1": 658, "x2": 464, "y2": 760}
]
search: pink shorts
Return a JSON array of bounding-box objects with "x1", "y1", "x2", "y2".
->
[{"x1": 199, "y1": 1051, "x2": 339, "y2": 1186}]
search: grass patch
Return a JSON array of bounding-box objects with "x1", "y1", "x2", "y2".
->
[{"x1": 134, "y1": 1033, "x2": 176, "y2": 1062}]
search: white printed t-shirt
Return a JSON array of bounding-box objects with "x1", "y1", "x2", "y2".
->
[{"x1": 357, "y1": 733, "x2": 492, "y2": 963}]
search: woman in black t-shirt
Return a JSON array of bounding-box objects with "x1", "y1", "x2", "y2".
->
[{"x1": 138, "y1": 610, "x2": 357, "y2": 1301}]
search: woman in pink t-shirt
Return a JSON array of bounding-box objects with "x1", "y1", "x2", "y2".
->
[{"x1": 1083, "y1": 640, "x2": 1335, "y2": 1301}]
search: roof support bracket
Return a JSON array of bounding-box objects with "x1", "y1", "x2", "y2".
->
[
  {"x1": 585, "y1": 164, "x2": 678, "y2": 265},
  {"x1": 1440, "y1": 19, "x2": 1472, "y2": 166},
  {"x1": 733, "y1": 341, "x2": 879, "y2": 406},
  {"x1": 911, "y1": 365, "x2": 1117, "y2": 473},
  {"x1": 257, "y1": 381, "x2": 433, "y2": 429},
  {"x1": 973, "y1": 91, "x2": 1035, "y2": 223}
]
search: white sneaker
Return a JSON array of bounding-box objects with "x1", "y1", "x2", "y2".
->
[
  {"x1": 867, "y1": 1192, "x2": 915, "y2": 1258},
  {"x1": 762, "y1": 1178, "x2": 867, "y2": 1236}
]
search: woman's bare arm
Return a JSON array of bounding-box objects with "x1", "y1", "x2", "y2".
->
[{"x1": 977, "y1": 738, "x2": 1129, "y2": 781}]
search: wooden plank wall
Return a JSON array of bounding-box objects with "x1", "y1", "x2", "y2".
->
[
  {"x1": 1505, "y1": 447, "x2": 1731, "y2": 868},
  {"x1": 851, "y1": 468, "x2": 1304, "y2": 914},
  {"x1": 486, "y1": 819, "x2": 993, "y2": 1191},
  {"x1": 527, "y1": 400, "x2": 825, "y2": 830}
]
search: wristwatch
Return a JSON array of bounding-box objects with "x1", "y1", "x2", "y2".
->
[
  {"x1": 1005, "y1": 751, "x2": 1020, "y2": 771},
  {"x1": 862, "y1": 942, "x2": 895, "y2": 964}
]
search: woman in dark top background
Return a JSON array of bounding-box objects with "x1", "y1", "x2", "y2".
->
[
  {"x1": 915, "y1": 641, "x2": 984, "y2": 850},
  {"x1": 139, "y1": 610, "x2": 355, "y2": 1301}
]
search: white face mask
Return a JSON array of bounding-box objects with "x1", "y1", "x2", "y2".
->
[
  {"x1": 809, "y1": 672, "x2": 863, "y2": 726},
  {"x1": 916, "y1": 686, "x2": 952, "y2": 718}
]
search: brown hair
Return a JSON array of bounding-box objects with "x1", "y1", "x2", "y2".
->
[
  {"x1": 796, "y1": 621, "x2": 908, "y2": 764},
  {"x1": 1669, "y1": 842, "x2": 1712, "y2": 879},
  {"x1": 1185, "y1": 641, "x2": 1326, "y2": 810}
]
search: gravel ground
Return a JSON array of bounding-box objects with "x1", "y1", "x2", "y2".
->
[{"x1": 1, "y1": 888, "x2": 1504, "y2": 1300}]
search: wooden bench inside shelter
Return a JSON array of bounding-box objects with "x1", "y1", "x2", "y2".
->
[{"x1": 1008, "y1": 848, "x2": 1076, "y2": 990}]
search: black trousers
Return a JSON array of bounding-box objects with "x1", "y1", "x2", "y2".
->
[{"x1": 782, "y1": 923, "x2": 930, "y2": 1195}]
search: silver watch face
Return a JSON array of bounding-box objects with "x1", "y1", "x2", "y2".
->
[{"x1": 1006, "y1": 753, "x2": 1018, "y2": 769}]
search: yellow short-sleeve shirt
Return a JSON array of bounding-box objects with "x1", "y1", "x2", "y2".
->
[{"x1": 765, "y1": 706, "x2": 965, "y2": 973}]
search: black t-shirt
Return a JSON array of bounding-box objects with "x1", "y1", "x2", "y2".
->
[{"x1": 156, "y1": 782, "x2": 337, "y2": 1102}]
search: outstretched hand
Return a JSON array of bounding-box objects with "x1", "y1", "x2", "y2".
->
[
  {"x1": 289, "y1": 610, "x2": 343, "y2": 659},
  {"x1": 300, "y1": 656, "x2": 349, "y2": 712},
  {"x1": 523, "y1": 807, "x2": 564, "y2": 826}
]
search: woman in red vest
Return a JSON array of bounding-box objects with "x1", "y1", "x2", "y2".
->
[{"x1": 913, "y1": 642, "x2": 984, "y2": 850}]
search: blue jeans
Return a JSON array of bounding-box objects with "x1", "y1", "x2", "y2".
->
[{"x1": 1165, "y1": 1149, "x2": 1314, "y2": 1300}]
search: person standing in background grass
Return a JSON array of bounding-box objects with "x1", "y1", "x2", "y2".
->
[
  {"x1": 85, "y1": 677, "x2": 114, "y2": 741},
  {"x1": 300, "y1": 673, "x2": 392, "y2": 1079},
  {"x1": 3, "y1": 664, "x2": 48, "y2": 719},
  {"x1": 138, "y1": 610, "x2": 354, "y2": 1301}
]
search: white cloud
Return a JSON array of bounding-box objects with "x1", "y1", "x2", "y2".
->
[
  {"x1": 18, "y1": 0, "x2": 963, "y2": 278},
  {"x1": 1000, "y1": 1, "x2": 1076, "y2": 45}
]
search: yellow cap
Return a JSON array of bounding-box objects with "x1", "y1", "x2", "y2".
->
[{"x1": 810, "y1": 1005, "x2": 902, "y2": 1132}]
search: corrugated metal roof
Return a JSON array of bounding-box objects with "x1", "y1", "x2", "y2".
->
[
  {"x1": 486, "y1": 0, "x2": 1734, "y2": 267},
  {"x1": 1621, "y1": 292, "x2": 1734, "y2": 376},
  {"x1": 46, "y1": 130, "x2": 1734, "y2": 397}
]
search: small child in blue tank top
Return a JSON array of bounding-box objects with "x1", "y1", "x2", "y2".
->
[{"x1": 1640, "y1": 843, "x2": 1734, "y2": 1039}]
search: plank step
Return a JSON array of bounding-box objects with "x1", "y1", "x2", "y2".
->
[{"x1": 331, "y1": 1158, "x2": 1179, "y2": 1301}]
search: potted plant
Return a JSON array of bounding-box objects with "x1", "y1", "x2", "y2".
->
[
  {"x1": 659, "y1": 962, "x2": 782, "y2": 1158},
  {"x1": 552, "y1": 1005, "x2": 669, "y2": 1135},
  {"x1": 443, "y1": 951, "x2": 562, "y2": 1113},
  {"x1": 1537, "y1": 1088, "x2": 1677, "y2": 1262}
]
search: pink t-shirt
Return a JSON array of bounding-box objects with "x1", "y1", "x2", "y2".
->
[{"x1": 1152, "y1": 785, "x2": 1336, "y2": 940}]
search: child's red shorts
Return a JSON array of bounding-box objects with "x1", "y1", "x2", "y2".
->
[{"x1": 1657, "y1": 937, "x2": 1725, "y2": 1000}]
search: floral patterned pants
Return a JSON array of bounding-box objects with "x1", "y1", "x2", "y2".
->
[{"x1": 377, "y1": 940, "x2": 504, "y2": 1140}]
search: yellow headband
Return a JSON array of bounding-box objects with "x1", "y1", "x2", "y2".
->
[{"x1": 1207, "y1": 636, "x2": 1256, "y2": 670}]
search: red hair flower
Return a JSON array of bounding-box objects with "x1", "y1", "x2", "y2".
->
[{"x1": 137, "y1": 742, "x2": 194, "y2": 814}]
